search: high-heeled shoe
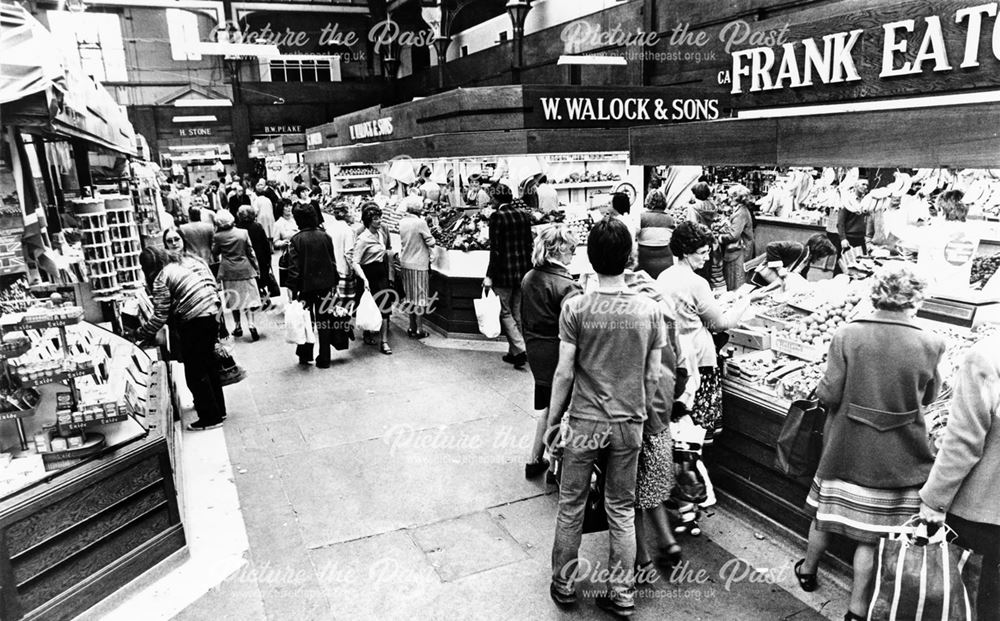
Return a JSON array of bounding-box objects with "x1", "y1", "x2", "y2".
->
[
  {"x1": 232, "y1": 327, "x2": 243, "y2": 338},
  {"x1": 659, "y1": 544, "x2": 682, "y2": 569},
  {"x1": 249, "y1": 328, "x2": 259, "y2": 342}
]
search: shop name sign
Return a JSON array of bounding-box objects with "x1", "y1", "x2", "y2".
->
[
  {"x1": 263, "y1": 125, "x2": 302, "y2": 134},
  {"x1": 349, "y1": 117, "x2": 394, "y2": 141},
  {"x1": 539, "y1": 97, "x2": 720, "y2": 122},
  {"x1": 729, "y1": 4, "x2": 1000, "y2": 94},
  {"x1": 179, "y1": 127, "x2": 212, "y2": 137}
]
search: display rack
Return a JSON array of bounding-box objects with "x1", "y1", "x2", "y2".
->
[
  {"x1": 69, "y1": 198, "x2": 122, "y2": 301},
  {"x1": 330, "y1": 164, "x2": 380, "y2": 196},
  {"x1": 103, "y1": 195, "x2": 144, "y2": 289}
]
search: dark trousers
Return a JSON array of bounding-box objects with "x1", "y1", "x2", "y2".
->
[
  {"x1": 179, "y1": 315, "x2": 227, "y2": 424},
  {"x1": 827, "y1": 231, "x2": 843, "y2": 275},
  {"x1": 948, "y1": 513, "x2": 1000, "y2": 621},
  {"x1": 295, "y1": 290, "x2": 335, "y2": 365}
]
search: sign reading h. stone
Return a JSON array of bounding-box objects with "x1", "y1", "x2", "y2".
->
[{"x1": 179, "y1": 127, "x2": 212, "y2": 137}]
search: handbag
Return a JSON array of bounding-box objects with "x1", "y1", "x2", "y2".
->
[
  {"x1": 774, "y1": 392, "x2": 826, "y2": 478},
  {"x1": 868, "y1": 519, "x2": 974, "y2": 621},
  {"x1": 214, "y1": 342, "x2": 247, "y2": 386}
]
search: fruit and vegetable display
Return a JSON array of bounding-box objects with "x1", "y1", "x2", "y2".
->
[
  {"x1": 530, "y1": 210, "x2": 566, "y2": 225},
  {"x1": 925, "y1": 323, "x2": 1000, "y2": 450},
  {"x1": 552, "y1": 171, "x2": 621, "y2": 184},
  {"x1": 430, "y1": 208, "x2": 490, "y2": 251},
  {"x1": 774, "y1": 294, "x2": 864, "y2": 351},
  {"x1": 778, "y1": 364, "x2": 826, "y2": 401},
  {"x1": 970, "y1": 253, "x2": 1000, "y2": 287}
]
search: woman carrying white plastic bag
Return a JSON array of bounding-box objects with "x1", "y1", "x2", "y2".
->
[
  {"x1": 474, "y1": 288, "x2": 502, "y2": 338},
  {"x1": 356, "y1": 290, "x2": 384, "y2": 332}
]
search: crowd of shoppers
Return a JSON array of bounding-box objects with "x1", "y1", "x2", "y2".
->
[{"x1": 145, "y1": 170, "x2": 1000, "y2": 621}]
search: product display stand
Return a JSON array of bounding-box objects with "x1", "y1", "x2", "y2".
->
[
  {"x1": 69, "y1": 198, "x2": 122, "y2": 302},
  {"x1": 0, "y1": 309, "x2": 100, "y2": 462},
  {"x1": 103, "y1": 195, "x2": 144, "y2": 289},
  {"x1": 0, "y1": 340, "x2": 33, "y2": 451}
]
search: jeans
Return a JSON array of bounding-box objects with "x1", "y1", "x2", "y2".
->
[
  {"x1": 492, "y1": 286, "x2": 525, "y2": 356},
  {"x1": 552, "y1": 418, "x2": 643, "y2": 604},
  {"x1": 179, "y1": 315, "x2": 227, "y2": 425},
  {"x1": 948, "y1": 513, "x2": 1000, "y2": 621}
]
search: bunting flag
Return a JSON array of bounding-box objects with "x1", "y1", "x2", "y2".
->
[{"x1": 0, "y1": 3, "x2": 63, "y2": 105}]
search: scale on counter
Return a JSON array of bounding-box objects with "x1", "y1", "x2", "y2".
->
[{"x1": 918, "y1": 291, "x2": 1000, "y2": 328}]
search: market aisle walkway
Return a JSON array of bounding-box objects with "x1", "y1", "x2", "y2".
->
[{"x1": 168, "y1": 315, "x2": 841, "y2": 620}]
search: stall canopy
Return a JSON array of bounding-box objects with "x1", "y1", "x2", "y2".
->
[
  {"x1": 629, "y1": 102, "x2": 1000, "y2": 169},
  {"x1": 0, "y1": 2, "x2": 137, "y2": 156},
  {"x1": 304, "y1": 85, "x2": 727, "y2": 164}
]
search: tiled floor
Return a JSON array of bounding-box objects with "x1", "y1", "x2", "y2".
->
[{"x1": 99, "y1": 315, "x2": 848, "y2": 620}]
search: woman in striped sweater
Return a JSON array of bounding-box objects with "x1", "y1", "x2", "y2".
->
[{"x1": 137, "y1": 247, "x2": 228, "y2": 431}]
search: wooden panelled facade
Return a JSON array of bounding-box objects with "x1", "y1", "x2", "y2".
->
[{"x1": 0, "y1": 363, "x2": 183, "y2": 621}]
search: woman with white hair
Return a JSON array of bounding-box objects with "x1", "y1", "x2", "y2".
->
[
  {"x1": 213, "y1": 209, "x2": 262, "y2": 340},
  {"x1": 519, "y1": 224, "x2": 581, "y2": 478},
  {"x1": 796, "y1": 264, "x2": 946, "y2": 621},
  {"x1": 398, "y1": 200, "x2": 436, "y2": 339}
]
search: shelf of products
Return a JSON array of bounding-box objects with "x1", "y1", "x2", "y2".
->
[{"x1": 0, "y1": 299, "x2": 138, "y2": 487}]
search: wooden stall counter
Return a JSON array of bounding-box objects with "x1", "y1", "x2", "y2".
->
[
  {"x1": 0, "y1": 361, "x2": 183, "y2": 621},
  {"x1": 427, "y1": 248, "x2": 593, "y2": 337}
]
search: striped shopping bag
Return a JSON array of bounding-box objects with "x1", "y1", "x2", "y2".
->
[{"x1": 868, "y1": 518, "x2": 974, "y2": 621}]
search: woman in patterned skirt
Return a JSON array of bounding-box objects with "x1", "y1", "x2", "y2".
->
[
  {"x1": 795, "y1": 265, "x2": 945, "y2": 621},
  {"x1": 657, "y1": 222, "x2": 761, "y2": 509},
  {"x1": 627, "y1": 268, "x2": 682, "y2": 571},
  {"x1": 398, "y1": 201, "x2": 437, "y2": 339}
]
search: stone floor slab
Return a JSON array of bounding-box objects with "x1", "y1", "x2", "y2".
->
[
  {"x1": 409, "y1": 512, "x2": 530, "y2": 582},
  {"x1": 308, "y1": 530, "x2": 443, "y2": 620}
]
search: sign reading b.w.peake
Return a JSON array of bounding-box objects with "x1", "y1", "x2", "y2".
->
[{"x1": 522, "y1": 86, "x2": 731, "y2": 129}]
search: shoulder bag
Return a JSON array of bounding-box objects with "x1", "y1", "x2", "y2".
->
[{"x1": 774, "y1": 391, "x2": 827, "y2": 478}]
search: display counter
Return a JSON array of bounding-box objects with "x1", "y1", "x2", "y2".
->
[
  {"x1": 427, "y1": 247, "x2": 594, "y2": 336},
  {"x1": 0, "y1": 317, "x2": 183, "y2": 621},
  {"x1": 754, "y1": 216, "x2": 1000, "y2": 257}
]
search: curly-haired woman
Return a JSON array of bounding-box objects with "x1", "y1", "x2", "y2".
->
[
  {"x1": 796, "y1": 264, "x2": 945, "y2": 621},
  {"x1": 656, "y1": 221, "x2": 755, "y2": 444},
  {"x1": 655, "y1": 221, "x2": 759, "y2": 509},
  {"x1": 354, "y1": 202, "x2": 394, "y2": 355}
]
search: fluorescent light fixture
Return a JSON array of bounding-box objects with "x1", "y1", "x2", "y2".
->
[
  {"x1": 168, "y1": 144, "x2": 229, "y2": 150},
  {"x1": 192, "y1": 42, "x2": 281, "y2": 58},
  {"x1": 736, "y1": 89, "x2": 1000, "y2": 120},
  {"x1": 172, "y1": 115, "x2": 217, "y2": 123},
  {"x1": 557, "y1": 55, "x2": 627, "y2": 66},
  {"x1": 173, "y1": 98, "x2": 232, "y2": 108}
]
